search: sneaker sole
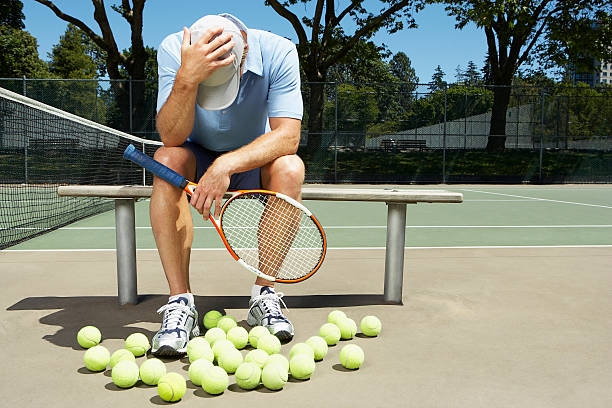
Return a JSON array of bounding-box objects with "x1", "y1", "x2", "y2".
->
[
  {"x1": 274, "y1": 330, "x2": 294, "y2": 342},
  {"x1": 151, "y1": 345, "x2": 186, "y2": 358}
]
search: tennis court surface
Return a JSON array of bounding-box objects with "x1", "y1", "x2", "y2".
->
[{"x1": 1, "y1": 184, "x2": 611, "y2": 407}]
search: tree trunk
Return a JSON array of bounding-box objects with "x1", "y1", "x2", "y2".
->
[
  {"x1": 486, "y1": 84, "x2": 512, "y2": 152},
  {"x1": 306, "y1": 81, "x2": 325, "y2": 154}
]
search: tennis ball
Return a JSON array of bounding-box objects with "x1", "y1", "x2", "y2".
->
[
  {"x1": 212, "y1": 339, "x2": 235, "y2": 362},
  {"x1": 327, "y1": 310, "x2": 347, "y2": 325},
  {"x1": 261, "y1": 362, "x2": 288, "y2": 390},
  {"x1": 204, "y1": 327, "x2": 226, "y2": 346},
  {"x1": 218, "y1": 347, "x2": 244, "y2": 374},
  {"x1": 139, "y1": 358, "x2": 166, "y2": 386},
  {"x1": 125, "y1": 332, "x2": 150, "y2": 357},
  {"x1": 234, "y1": 362, "x2": 261, "y2": 390},
  {"x1": 360, "y1": 315, "x2": 382, "y2": 336},
  {"x1": 110, "y1": 348, "x2": 136, "y2": 368},
  {"x1": 264, "y1": 354, "x2": 289, "y2": 374},
  {"x1": 289, "y1": 354, "x2": 316, "y2": 380},
  {"x1": 203, "y1": 310, "x2": 223, "y2": 329},
  {"x1": 257, "y1": 334, "x2": 281, "y2": 355},
  {"x1": 248, "y1": 325, "x2": 270, "y2": 348},
  {"x1": 186, "y1": 336, "x2": 208, "y2": 355},
  {"x1": 83, "y1": 345, "x2": 110, "y2": 372},
  {"x1": 289, "y1": 342, "x2": 315, "y2": 361},
  {"x1": 157, "y1": 372, "x2": 187, "y2": 402},
  {"x1": 201, "y1": 365, "x2": 229, "y2": 395},
  {"x1": 337, "y1": 317, "x2": 357, "y2": 340},
  {"x1": 111, "y1": 360, "x2": 140, "y2": 388},
  {"x1": 340, "y1": 344, "x2": 364, "y2": 369},
  {"x1": 217, "y1": 317, "x2": 237, "y2": 333},
  {"x1": 77, "y1": 326, "x2": 102, "y2": 349},
  {"x1": 187, "y1": 338, "x2": 214, "y2": 363},
  {"x1": 188, "y1": 358, "x2": 213, "y2": 386},
  {"x1": 245, "y1": 349, "x2": 269, "y2": 368},
  {"x1": 319, "y1": 323, "x2": 341, "y2": 346},
  {"x1": 305, "y1": 336, "x2": 328, "y2": 361},
  {"x1": 227, "y1": 326, "x2": 249, "y2": 349}
]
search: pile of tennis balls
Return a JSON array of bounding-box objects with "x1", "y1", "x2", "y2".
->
[{"x1": 77, "y1": 309, "x2": 382, "y2": 402}]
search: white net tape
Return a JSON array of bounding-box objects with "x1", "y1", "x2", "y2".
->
[{"x1": 220, "y1": 192, "x2": 325, "y2": 281}]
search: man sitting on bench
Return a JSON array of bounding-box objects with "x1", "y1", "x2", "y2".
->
[{"x1": 151, "y1": 13, "x2": 303, "y2": 356}]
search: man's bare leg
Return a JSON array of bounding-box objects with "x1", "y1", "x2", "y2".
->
[
  {"x1": 150, "y1": 146, "x2": 197, "y2": 295},
  {"x1": 258, "y1": 154, "x2": 305, "y2": 287},
  {"x1": 247, "y1": 154, "x2": 305, "y2": 341},
  {"x1": 150, "y1": 146, "x2": 199, "y2": 357}
]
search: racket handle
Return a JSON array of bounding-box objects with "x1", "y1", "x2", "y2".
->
[{"x1": 123, "y1": 144, "x2": 188, "y2": 190}]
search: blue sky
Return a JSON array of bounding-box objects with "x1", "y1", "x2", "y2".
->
[{"x1": 23, "y1": 0, "x2": 487, "y2": 83}]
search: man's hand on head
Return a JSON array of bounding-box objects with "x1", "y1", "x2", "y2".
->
[
  {"x1": 177, "y1": 26, "x2": 236, "y2": 87},
  {"x1": 190, "y1": 157, "x2": 232, "y2": 221}
]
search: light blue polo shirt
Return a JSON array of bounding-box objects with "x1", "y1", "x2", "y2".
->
[{"x1": 156, "y1": 28, "x2": 303, "y2": 152}]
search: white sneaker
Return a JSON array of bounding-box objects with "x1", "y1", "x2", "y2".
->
[
  {"x1": 247, "y1": 286, "x2": 294, "y2": 342},
  {"x1": 151, "y1": 293, "x2": 199, "y2": 357}
]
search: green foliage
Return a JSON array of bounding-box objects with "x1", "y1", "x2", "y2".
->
[
  {"x1": 0, "y1": 0, "x2": 25, "y2": 30},
  {"x1": 48, "y1": 24, "x2": 100, "y2": 79},
  {"x1": 327, "y1": 40, "x2": 393, "y2": 83},
  {"x1": 429, "y1": 65, "x2": 446, "y2": 92},
  {"x1": 0, "y1": 26, "x2": 50, "y2": 77}
]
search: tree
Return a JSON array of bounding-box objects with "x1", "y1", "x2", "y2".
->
[
  {"x1": 34, "y1": 0, "x2": 149, "y2": 134},
  {"x1": 481, "y1": 51, "x2": 492, "y2": 84},
  {"x1": 438, "y1": 0, "x2": 612, "y2": 151},
  {"x1": 455, "y1": 64, "x2": 465, "y2": 83},
  {"x1": 390, "y1": 51, "x2": 419, "y2": 84},
  {"x1": 48, "y1": 24, "x2": 100, "y2": 79},
  {"x1": 464, "y1": 60, "x2": 481, "y2": 84},
  {"x1": 1, "y1": 0, "x2": 25, "y2": 29},
  {"x1": 429, "y1": 65, "x2": 446, "y2": 92},
  {"x1": 265, "y1": 0, "x2": 418, "y2": 152},
  {"x1": 0, "y1": 0, "x2": 49, "y2": 79}
]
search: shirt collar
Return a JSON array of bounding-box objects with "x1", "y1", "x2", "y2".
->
[{"x1": 243, "y1": 29, "x2": 263, "y2": 77}]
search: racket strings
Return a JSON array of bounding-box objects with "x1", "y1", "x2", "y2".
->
[{"x1": 220, "y1": 193, "x2": 324, "y2": 281}]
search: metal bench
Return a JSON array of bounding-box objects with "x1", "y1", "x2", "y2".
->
[{"x1": 58, "y1": 185, "x2": 462, "y2": 305}]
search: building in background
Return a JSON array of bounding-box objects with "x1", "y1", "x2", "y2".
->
[{"x1": 570, "y1": 58, "x2": 611, "y2": 86}]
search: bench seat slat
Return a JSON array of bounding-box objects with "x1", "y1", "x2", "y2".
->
[{"x1": 57, "y1": 185, "x2": 463, "y2": 203}]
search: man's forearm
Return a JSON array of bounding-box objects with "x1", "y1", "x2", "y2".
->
[
  {"x1": 216, "y1": 119, "x2": 301, "y2": 176},
  {"x1": 156, "y1": 72, "x2": 199, "y2": 146}
]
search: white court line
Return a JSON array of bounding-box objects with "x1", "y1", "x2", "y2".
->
[
  {"x1": 460, "y1": 188, "x2": 612, "y2": 209},
  {"x1": 6, "y1": 224, "x2": 612, "y2": 231},
  {"x1": 464, "y1": 199, "x2": 534, "y2": 202},
  {"x1": 3, "y1": 245, "x2": 612, "y2": 252}
]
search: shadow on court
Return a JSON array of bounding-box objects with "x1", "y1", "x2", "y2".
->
[{"x1": 6, "y1": 293, "x2": 389, "y2": 349}]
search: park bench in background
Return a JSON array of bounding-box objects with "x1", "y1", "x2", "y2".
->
[
  {"x1": 58, "y1": 185, "x2": 462, "y2": 305},
  {"x1": 381, "y1": 139, "x2": 427, "y2": 152}
]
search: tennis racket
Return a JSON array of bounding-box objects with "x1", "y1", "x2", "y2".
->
[{"x1": 123, "y1": 144, "x2": 326, "y2": 283}]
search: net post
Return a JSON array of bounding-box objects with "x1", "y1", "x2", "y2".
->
[
  {"x1": 115, "y1": 198, "x2": 138, "y2": 305},
  {"x1": 142, "y1": 142, "x2": 146, "y2": 185},
  {"x1": 383, "y1": 202, "x2": 407, "y2": 304}
]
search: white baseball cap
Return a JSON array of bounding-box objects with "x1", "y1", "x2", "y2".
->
[{"x1": 189, "y1": 14, "x2": 247, "y2": 110}]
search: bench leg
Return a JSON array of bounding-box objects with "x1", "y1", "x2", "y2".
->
[
  {"x1": 115, "y1": 199, "x2": 138, "y2": 305},
  {"x1": 384, "y1": 203, "x2": 407, "y2": 304}
]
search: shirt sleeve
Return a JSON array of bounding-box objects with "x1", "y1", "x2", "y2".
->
[
  {"x1": 156, "y1": 35, "x2": 182, "y2": 114},
  {"x1": 267, "y1": 43, "x2": 303, "y2": 119}
]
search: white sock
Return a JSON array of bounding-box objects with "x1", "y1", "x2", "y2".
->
[
  {"x1": 251, "y1": 285, "x2": 274, "y2": 299},
  {"x1": 169, "y1": 292, "x2": 194, "y2": 306}
]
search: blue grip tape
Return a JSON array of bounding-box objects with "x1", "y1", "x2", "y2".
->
[{"x1": 123, "y1": 144, "x2": 188, "y2": 189}]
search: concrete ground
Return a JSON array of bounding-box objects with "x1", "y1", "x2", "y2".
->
[{"x1": 2, "y1": 246, "x2": 612, "y2": 407}]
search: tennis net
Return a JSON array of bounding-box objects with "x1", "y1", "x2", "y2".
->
[{"x1": 0, "y1": 86, "x2": 162, "y2": 249}]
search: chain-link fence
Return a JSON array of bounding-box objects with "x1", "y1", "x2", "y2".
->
[{"x1": 2, "y1": 78, "x2": 611, "y2": 183}]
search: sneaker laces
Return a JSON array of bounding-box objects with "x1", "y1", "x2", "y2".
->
[
  {"x1": 156, "y1": 302, "x2": 192, "y2": 333},
  {"x1": 249, "y1": 291, "x2": 288, "y2": 320}
]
